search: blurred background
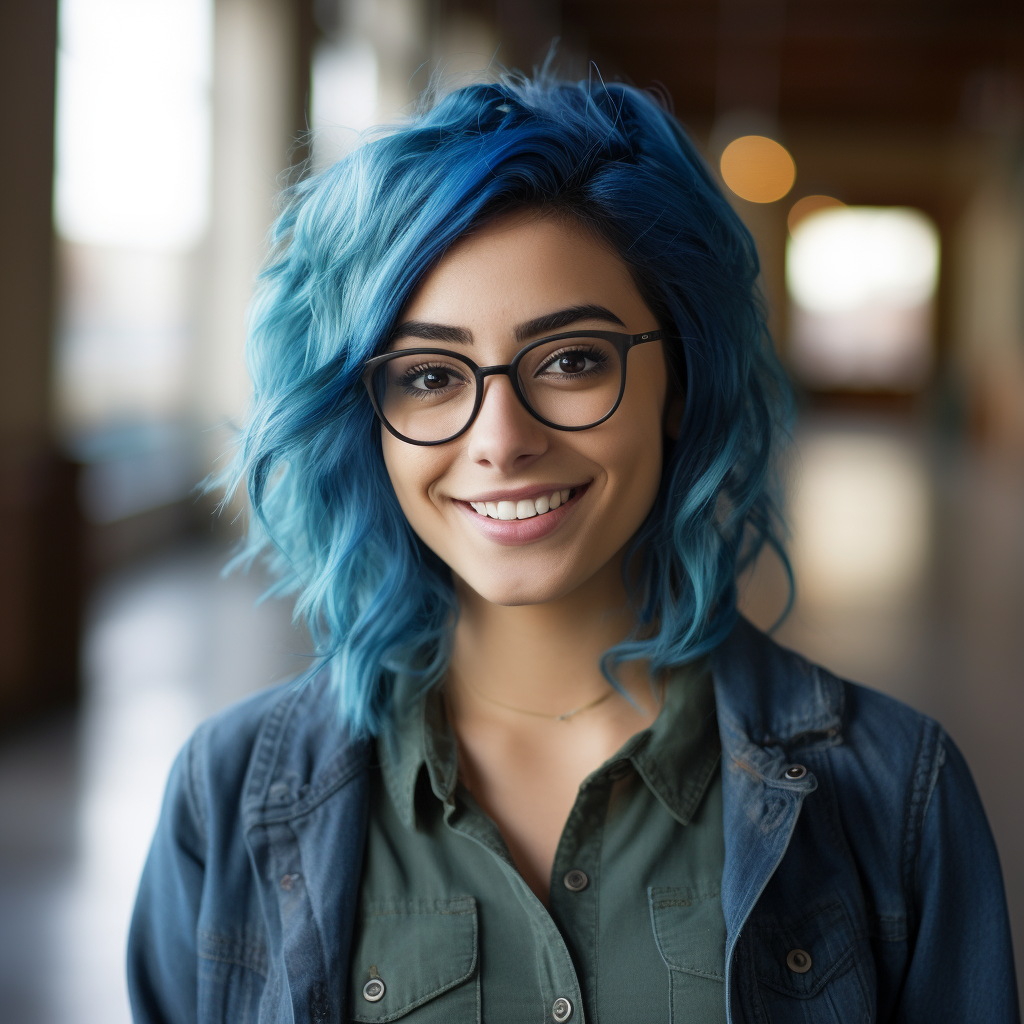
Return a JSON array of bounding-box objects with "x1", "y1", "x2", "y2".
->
[{"x1": 2, "y1": 0, "x2": 1022, "y2": 1019}]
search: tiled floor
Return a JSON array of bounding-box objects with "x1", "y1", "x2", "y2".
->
[{"x1": 0, "y1": 411, "x2": 1021, "y2": 1020}]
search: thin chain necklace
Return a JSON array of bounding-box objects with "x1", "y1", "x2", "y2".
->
[{"x1": 461, "y1": 675, "x2": 616, "y2": 722}]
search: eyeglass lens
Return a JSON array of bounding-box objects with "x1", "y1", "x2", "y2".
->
[{"x1": 373, "y1": 335, "x2": 624, "y2": 442}]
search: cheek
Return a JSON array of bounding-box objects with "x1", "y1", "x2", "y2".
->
[
  {"x1": 602, "y1": 359, "x2": 668, "y2": 488},
  {"x1": 381, "y1": 436, "x2": 427, "y2": 514},
  {"x1": 381, "y1": 433, "x2": 451, "y2": 532}
]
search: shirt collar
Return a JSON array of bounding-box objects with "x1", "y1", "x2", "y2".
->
[
  {"x1": 379, "y1": 659, "x2": 719, "y2": 832},
  {"x1": 626, "y1": 657, "x2": 720, "y2": 825},
  {"x1": 379, "y1": 672, "x2": 461, "y2": 830}
]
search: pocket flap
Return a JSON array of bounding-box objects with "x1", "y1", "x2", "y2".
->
[
  {"x1": 349, "y1": 896, "x2": 478, "y2": 1022},
  {"x1": 649, "y1": 885, "x2": 727, "y2": 980},
  {"x1": 752, "y1": 900, "x2": 859, "y2": 998}
]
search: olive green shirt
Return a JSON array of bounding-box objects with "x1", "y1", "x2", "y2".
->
[{"x1": 349, "y1": 663, "x2": 727, "y2": 1023}]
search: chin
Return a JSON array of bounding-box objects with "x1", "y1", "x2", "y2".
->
[{"x1": 460, "y1": 567, "x2": 580, "y2": 608}]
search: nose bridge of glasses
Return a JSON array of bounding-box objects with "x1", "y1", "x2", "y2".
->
[
  {"x1": 472, "y1": 363, "x2": 536, "y2": 422},
  {"x1": 478, "y1": 362, "x2": 516, "y2": 379}
]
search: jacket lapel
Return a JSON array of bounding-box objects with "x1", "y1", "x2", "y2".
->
[
  {"x1": 713, "y1": 617, "x2": 843, "y2": 1023},
  {"x1": 241, "y1": 678, "x2": 371, "y2": 1024}
]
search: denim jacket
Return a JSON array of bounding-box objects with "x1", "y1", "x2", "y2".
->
[{"x1": 127, "y1": 618, "x2": 1019, "y2": 1023}]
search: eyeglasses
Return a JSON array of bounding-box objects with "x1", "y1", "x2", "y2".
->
[{"x1": 361, "y1": 328, "x2": 665, "y2": 445}]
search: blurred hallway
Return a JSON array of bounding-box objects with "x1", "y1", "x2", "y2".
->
[
  {"x1": 2, "y1": 0, "x2": 1023, "y2": 1019},
  {"x1": 1, "y1": 413, "x2": 1021, "y2": 1022},
  {"x1": 0, "y1": 543, "x2": 308, "y2": 1024}
]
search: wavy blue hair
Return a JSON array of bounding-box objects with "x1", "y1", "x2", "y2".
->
[{"x1": 225, "y1": 71, "x2": 793, "y2": 736}]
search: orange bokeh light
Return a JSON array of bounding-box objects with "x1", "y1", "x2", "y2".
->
[{"x1": 719, "y1": 135, "x2": 796, "y2": 204}]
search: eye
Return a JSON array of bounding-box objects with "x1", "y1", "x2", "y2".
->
[
  {"x1": 535, "y1": 347, "x2": 608, "y2": 377},
  {"x1": 394, "y1": 361, "x2": 470, "y2": 396},
  {"x1": 417, "y1": 369, "x2": 452, "y2": 390}
]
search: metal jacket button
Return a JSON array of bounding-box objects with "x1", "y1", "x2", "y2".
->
[
  {"x1": 280, "y1": 873, "x2": 301, "y2": 890},
  {"x1": 563, "y1": 869, "x2": 589, "y2": 892},
  {"x1": 786, "y1": 948, "x2": 812, "y2": 973},
  {"x1": 552, "y1": 996, "x2": 574, "y2": 1021},
  {"x1": 363, "y1": 978, "x2": 386, "y2": 1002},
  {"x1": 784, "y1": 764, "x2": 807, "y2": 780}
]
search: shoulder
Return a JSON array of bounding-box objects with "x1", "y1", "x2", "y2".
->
[
  {"x1": 715, "y1": 616, "x2": 951, "y2": 811},
  {"x1": 182, "y1": 670, "x2": 371, "y2": 834}
]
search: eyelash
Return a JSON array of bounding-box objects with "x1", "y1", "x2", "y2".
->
[
  {"x1": 534, "y1": 346, "x2": 610, "y2": 376},
  {"x1": 396, "y1": 362, "x2": 468, "y2": 394}
]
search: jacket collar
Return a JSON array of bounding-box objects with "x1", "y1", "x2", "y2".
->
[
  {"x1": 713, "y1": 614, "x2": 844, "y2": 756},
  {"x1": 712, "y1": 616, "x2": 843, "y2": 1023},
  {"x1": 240, "y1": 677, "x2": 371, "y2": 829}
]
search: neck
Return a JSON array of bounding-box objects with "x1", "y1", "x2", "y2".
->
[{"x1": 449, "y1": 557, "x2": 651, "y2": 717}]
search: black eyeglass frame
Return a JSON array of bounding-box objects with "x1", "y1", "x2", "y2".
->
[{"x1": 361, "y1": 328, "x2": 666, "y2": 446}]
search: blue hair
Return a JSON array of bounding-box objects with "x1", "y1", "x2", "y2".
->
[{"x1": 225, "y1": 71, "x2": 793, "y2": 736}]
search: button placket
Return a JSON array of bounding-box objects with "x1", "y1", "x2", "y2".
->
[
  {"x1": 446, "y1": 808, "x2": 584, "y2": 1024},
  {"x1": 545, "y1": 776, "x2": 605, "y2": 1016}
]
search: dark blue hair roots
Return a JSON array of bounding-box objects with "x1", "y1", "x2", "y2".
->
[{"x1": 221, "y1": 70, "x2": 793, "y2": 737}]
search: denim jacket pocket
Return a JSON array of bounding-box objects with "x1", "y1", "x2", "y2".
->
[
  {"x1": 348, "y1": 896, "x2": 479, "y2": 1023},
  {"x1": 649, "y1": 886, "x2": 728, "y2": 1023},
  {"x1": 750, "y1": 900, "x2": 870, "y2": 1023}
]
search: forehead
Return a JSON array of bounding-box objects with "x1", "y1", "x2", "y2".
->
[{"x1": 401, "y1": 211, "x2": 647, "y2": 325}]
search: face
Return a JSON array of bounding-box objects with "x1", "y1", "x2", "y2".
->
[{"x1": 380, "y1": 211, "x2": 672, "y2": 607}]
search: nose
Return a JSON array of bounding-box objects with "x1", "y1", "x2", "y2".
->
[{"x1": 465, "y1": 373, "x2": 548, "y2": 473}]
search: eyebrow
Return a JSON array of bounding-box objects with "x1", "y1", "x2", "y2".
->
[{"x1": 389, "y1": 304, "x2": 627, "y2": 346}]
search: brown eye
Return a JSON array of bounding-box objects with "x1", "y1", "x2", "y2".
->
[
  {"x1": 422, "y1": 370, "x2": 449, "y2": 390},
  {"x1": 558, "y1": 354, "x2": 587, "y2": 374}
]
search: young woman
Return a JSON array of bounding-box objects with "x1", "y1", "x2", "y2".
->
[{"x1": 128, "y1": 74, "x2": 1018, "y2": 1023}]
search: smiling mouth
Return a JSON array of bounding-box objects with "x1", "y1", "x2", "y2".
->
[{"x1": 467, "y1": 487, "x2": 579, "y2": 521}]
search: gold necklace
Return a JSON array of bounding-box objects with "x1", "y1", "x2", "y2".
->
[{"x1": 461, "y1": 676, "x2": 616, "y2": 722}]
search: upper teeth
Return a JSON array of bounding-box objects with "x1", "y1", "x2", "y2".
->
[{"x1": 469, "y1": 489, "x2": 572, "y2": 520}]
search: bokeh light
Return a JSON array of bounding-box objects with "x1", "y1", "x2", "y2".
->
[
  {"x1": 787, "y1": 194, "x2": 845, "y2": 233},
  {"x1": 790, "y1": 432, "x2": 931, "y2": 607},
  {"x1": 719, "y1": 135, "x2": 796, "y2": 204},
  {"x1": 788, "y1": 206, "x2": 939, "y2": 313},
  {"x1": 786, "y1": 206, "x2": 940, "y2": 389}
]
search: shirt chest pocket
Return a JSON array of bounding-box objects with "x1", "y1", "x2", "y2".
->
[
  {"x1": 347, "y1": 896, "x2": 479, "y2": 1023},
  {"x1": 648, "y1": 886, "x2": 728, "y2": 1023},
  {"x1": 749, "y1": 900, "x2": 870, "y2": 1024}
]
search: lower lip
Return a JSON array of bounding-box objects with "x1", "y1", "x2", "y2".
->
[{"x1": 455, "y1": 487, "x2": 588, "y2": 546}]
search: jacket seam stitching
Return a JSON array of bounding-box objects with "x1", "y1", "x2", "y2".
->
[
  {"x1": 197, "y1": 950, "x2": 269, "y2": 977},
  {"x1": 185, "y1": 726, "x2": 208, "y2": 847},
  {"x1": 247, "y1": 752, "x2": 368, "y2": 825},
  {"x1": 241, "y1": 683, "x2": 310, "y2": 818},
  {"x1": 900, "y1": 716, "x2": 940, "y2": 936}
]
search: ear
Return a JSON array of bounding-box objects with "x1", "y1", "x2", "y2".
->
[{"x1": 663, "y1": 392, "x2": 685, "y2": 440}]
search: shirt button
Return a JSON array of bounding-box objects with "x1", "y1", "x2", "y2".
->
[
  {"x1": 784, "y1": 764, "x2": 807, "y2": 780},
  {"x1": 563, "y1": 869, "x2": 589, "y2": 892},
  {"x1": 363, "y1": 978, "x2": 386, "y2": 1001},
  {"x1": 786, "y1": 948, "x2": 812, "y2": 973},
  {"x1": 552, "y1": 996, "x2": 574, "y2": 1021}
]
